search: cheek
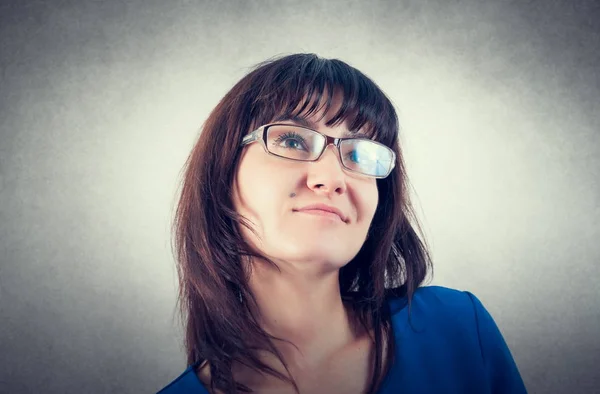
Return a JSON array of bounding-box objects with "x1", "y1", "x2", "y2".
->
[
  {"x1": 357, "y1": 181, "x2": 379, "y2": 223},
  {"x1": 234, "y1": 154, "x2": 290, "y2": 224}
]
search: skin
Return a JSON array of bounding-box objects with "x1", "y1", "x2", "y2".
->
[{"x1": 198, "y1": 95, "x2": 382, "y2": 393}]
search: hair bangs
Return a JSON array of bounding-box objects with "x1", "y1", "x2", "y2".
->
[{"x1": 247, "y1": 55, "x2": 398, "y2": 146}]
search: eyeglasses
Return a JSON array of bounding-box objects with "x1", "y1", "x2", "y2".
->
[{"x1": 241, "y1": 123, "x2": 396, "y2": 178}]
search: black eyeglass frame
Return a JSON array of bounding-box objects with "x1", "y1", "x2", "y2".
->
[{"x1": 240, "y1": 123, "x2": 397, "y2": 179}]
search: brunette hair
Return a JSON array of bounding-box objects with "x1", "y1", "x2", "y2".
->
[{"x1": 172, "y1": 53, "x2": 433, "y2": 394}]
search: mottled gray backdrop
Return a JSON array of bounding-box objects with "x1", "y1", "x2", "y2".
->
[{"x1": 1, "y1": 0, "x2": 599, "y2": 393}]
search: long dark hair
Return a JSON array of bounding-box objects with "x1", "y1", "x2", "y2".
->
[{"x1": 172, "y1": 53, "x2": 433, "y2": 394}]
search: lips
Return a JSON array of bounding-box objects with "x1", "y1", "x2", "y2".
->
[{"x1": 294, "y1": 203, "x2": 348, "y2": 223}]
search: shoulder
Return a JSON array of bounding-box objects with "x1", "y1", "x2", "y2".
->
[
  {"x1": 156, "y1": 362, "x2": 207, "y2": 394},
  {"x1": 385, "y1": 285, "x2": 488, "y2": 341},
  {"x1": 387, "y1": 285, "x2": 477, "y2": 317},
  {"x1": 385, "y1": 285, "x2": 528, "y2": 393}
]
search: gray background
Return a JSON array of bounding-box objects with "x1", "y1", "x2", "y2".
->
[{"x1": 1, "y1": 0, "x2": 599, "y2": 393}]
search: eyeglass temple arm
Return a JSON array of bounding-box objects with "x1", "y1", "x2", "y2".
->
[{"x1": 241, "y1": 127, "x2": 263, "y2": 145}]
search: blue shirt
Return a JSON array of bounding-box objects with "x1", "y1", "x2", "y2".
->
[{"x1": 157, "y1": 286, "x2": 527, "y2": 393}]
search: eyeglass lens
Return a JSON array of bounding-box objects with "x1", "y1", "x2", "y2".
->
[{"x1": 265, "y1": 125, "x2": 394, "y2": 177}]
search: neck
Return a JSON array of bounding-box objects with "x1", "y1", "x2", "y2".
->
[{"x1": 244, "y1": 259, "x2": 360, "y2": 372}]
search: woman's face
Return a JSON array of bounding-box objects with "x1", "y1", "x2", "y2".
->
[{"x1": 232, "y1": 105, "x2": 379, "y2": 273}]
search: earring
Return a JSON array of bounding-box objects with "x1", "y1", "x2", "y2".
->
[{"x1": 290, "y1": 193, "x2": 296, "y2": 198}]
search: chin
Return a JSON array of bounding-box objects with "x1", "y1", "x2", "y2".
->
[{"x1": 275, "y1": 246, "x2": 356, "y2": 267}]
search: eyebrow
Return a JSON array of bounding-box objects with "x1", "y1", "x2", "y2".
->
[{"x1": 272, "y1": 115, "x2": 370, "y2": 139}]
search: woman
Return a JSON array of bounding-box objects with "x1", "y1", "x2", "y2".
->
[{"x1": 157, "y1": 54, "x2": 527, "y2": 394}]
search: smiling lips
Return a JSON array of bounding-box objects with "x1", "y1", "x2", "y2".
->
[{"x1": 294, "y1": 203, "x2": 348, "y2": 223}]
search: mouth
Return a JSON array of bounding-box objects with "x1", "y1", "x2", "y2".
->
[
  {"x1": 293, "y1": 209, "x2": 348, "y2": 223},
  {"x1": 293, "y1": 203, "x2": 349, "y2": 223}
]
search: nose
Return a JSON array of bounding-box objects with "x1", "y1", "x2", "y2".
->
[{"x1": 306, "y1": 144, "x2": 347, "y2": 196}]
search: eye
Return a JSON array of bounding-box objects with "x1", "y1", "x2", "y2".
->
[
  {"x1": 346, "y1": 150, "x2": 361, "y2": 163},
  {"x1": 273, "y1": 132, "x2": 309, "y2": 151}
]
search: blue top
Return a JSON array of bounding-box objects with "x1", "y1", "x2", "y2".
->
[{"x1": 157, "y1": 286, "x2": 527, "y2": 393}]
